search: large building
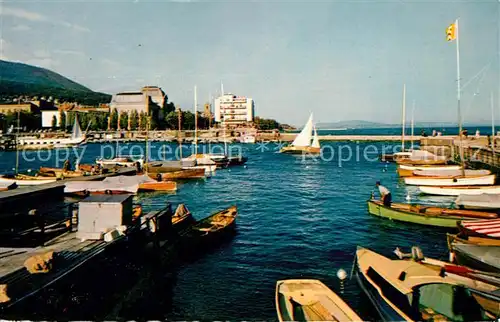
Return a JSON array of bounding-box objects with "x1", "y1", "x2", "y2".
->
[
  {"x1": 214, "y1": 93, "x2": 254, "y2": 127},
  {"x1": 110, "y1": 86, "x2": 165, "y2": 115}
]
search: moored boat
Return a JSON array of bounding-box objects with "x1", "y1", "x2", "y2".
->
[
  {"x1": 419, "y1": 185, "x2": 500, "y2": 196},
  {"x1": 148, "y1": 168, "x2": 206, "y2": 180},
  {"x1": 103, "y1": 175, "x2": 177, "y2": 192},
  {"x1": 355, "y1": 246, "x2": 489, "y2": 321},
  {"x1": 39, "y1": 167, "x2": 86, "y2": 178},
  {"x1": 367, "y1": 198, "x2": 495, "y2": 228},
  {"x1": 275, "y1": 279, "x2": 362, "y2": 322},
  {"x1": 0, "y1": 175, "x2": 57, "y2": 186},
  {"x1": 179, "y1": 205, "x2": 237, "y2": 251},
  {"x1": 96, "y1": 156, "x2": 144, "y2": 168},
  {"x1": 280, "y1": 114, "x2": 321, "y2": 154},
  {"x1": 404, "y1": 174, "x2": 495, "y2": 186},
  {"x1": 397, "y1": 158, "x2": 448, "y2": 165},
  {"x1": 450, "y1": 244, "x2": 500, "y2": 274},
  {"x1": 413, "y1": 169, "x2": 490, "y2": 178},
  {"x1": 397, "y1": 164, "x2": 461, "y2": 177},
  {"x1": 458, "y1": 218, "x2": 500, "y2": 239},
  {"x1": 455, "y1": 194, "x2": 500, "y2": 209}
]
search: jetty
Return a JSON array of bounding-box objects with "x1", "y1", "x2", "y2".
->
[{"x1": 0, "y1": 168, "x2": 136, "y2": 214}]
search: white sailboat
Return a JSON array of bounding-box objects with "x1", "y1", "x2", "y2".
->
[
  {"x1": 181, "y1": 85, "x2": 216, "y2": 176},
  {"x1": 280, "y1": 113, "x2": 321, "y2": 154},
  {"x1": 18, "y1": 115, "x2": 86, "y2": 149}
]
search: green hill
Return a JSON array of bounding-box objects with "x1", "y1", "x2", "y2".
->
[{"x1": 0, "y1": 60, "x2": 111, "y2": 105}]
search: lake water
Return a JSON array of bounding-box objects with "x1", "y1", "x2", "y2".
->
[{"x1": 0, "y1": 136, "x2": 457, "y2": 320}]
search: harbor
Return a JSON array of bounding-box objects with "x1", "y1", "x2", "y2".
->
[{"x1": 2, "y1": 0, "x2": 500, "y2": 319}]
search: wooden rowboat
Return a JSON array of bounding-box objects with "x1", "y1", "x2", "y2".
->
[
  {"x1": 0, "y1": 175, "x2": 57, "y2": 186},
  {"x1": 397, "y1": 164, "x2": 462, "y2": 177},
  {"x1": 275, "y1": 279, "x2": 362, "y2": 322},
  {"x1": 138, "y1": 181, "x2": 177, "y2": 192},
  {"x1": 446, "y1": 233, "x2": 500, "y2": 247},
  {"x1": 180, "y1": 205, "x2": 237, "y2": 252},
  {"x1": 148, "y1": 168, "x2": 205, "y2": 180},
  {"x1": 450, "y1": 244, "x2": 500, "y2": 274},
  {"x1": 404, "y1": 174, "x2": 496, "y2": 186},
  {"x1": 39, "y1": 167, "x2": 86, "y2": 178},
  {"x1": 397, "y1": 158, "x2": 448, "y2": 165},
  {"x1": 367, "y1": 199, "x2": 496, "y2": 228},
  {"x1": 419, "y1": 185, "x2": 500, "y2": 196}
]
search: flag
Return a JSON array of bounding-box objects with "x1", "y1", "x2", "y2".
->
[{"x1": 446, "y1": 22, "x2": 457, "y2": 41}]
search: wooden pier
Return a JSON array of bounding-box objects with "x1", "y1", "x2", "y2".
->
[{"x1": 0, "y1": 168, "x2": 136, "y2": 214}]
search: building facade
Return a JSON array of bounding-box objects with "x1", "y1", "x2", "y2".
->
[
  {"x1": 109, "y1": 86, "x2": 164, "y2": 118},
  {"x1": 41, "y1": 110, "x2": 60, "y2": 128},
  {"x1": 214, "y1": 94, "x2": 254, "y2": 127}
]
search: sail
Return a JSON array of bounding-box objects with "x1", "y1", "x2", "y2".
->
[
  {"x1": 311, "y1": 126, "x2": 320, "y2": 148},
  {"x1": 71, "y1": 115, "x2": 83, "y2": 140},
  {"x1": 292, "y1": 114, "x2": 313, "y2": 147}
]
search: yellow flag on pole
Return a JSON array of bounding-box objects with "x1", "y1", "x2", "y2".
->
[{"x1": 446, "y1": 22, "x2": 457, "y2": 41}]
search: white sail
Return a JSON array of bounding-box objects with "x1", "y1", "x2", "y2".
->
[
  {"x1": 292, "y1": 113, "x2": 313, "y2": 147},
  {"x1": 71, "y1": 115, "x2": 83, "y2": 140},
  {"x1": 311, "y1": 126, "x2": 320, "y2": 148}
]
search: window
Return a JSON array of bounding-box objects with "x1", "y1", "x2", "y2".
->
[{"x1": 366, "y1": 267, "x2": 416, "y2": 317}]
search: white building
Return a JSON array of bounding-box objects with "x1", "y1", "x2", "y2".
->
[{"x1": 214, "y1": 93, "x2": 254, "y2": 127}]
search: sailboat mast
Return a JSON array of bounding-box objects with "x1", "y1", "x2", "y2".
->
[
  {"x1": 145, "y1": 117, "x2": 149, "y2": 174},
  {"x1": 194, "y1": 85, "x2": 198, "y2": 155},
  {"x1": 401, "y1": 84, "x2": 406, "y2": 151},
  {"x1": 208, "y1": 92, "x2": 212, "y2": 153},
  {"x1": 178, "y1": 107, "x2": 183, "y2": 159},
  {"x1": 491, "y1": 92, "x2": 495, "y2": 150},
  {"x1": 411, "y1": 100, "x2": 415, "y2": 150},
  {"x1": 454, "y1": 19, "x2": 465, "y2": 176},
  {"x1": 15, "y1": 111, "x2": 20, "y2": 174},
  {"x1": 221, "y1": 81, "x2": 227, "y2": 155}
]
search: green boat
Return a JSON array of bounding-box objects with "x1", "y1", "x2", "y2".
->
[{"x1": 367, "y1": 198, "x2": 492, "y2": 228}]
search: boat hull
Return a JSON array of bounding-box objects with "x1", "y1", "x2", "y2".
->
[
  {"x1": 397, "y1": 159, "x2": 447, "y2": 165},
  {"x1": 419, "y1": 185, "x2": 500, "y2": 196},
  {"x1": 451, "y1": 245, "x2": 500, "y2": 274},
  {"x1": 280, "y1": 146, "x2": 321, "y2": 154},
  {"x1": 138, "y1": 181, "x2": 177, "y2": 192},
  {"x1": 397, "y1": 165, "x2": 462, "y2": 177},
  {"x1": 149, "y1": 168, "x2": 206, "y2": 180},
  {"x1": 367, "y1": 199, "x2": 485, "y2": 228},
  {"x1": 0, "y1": 176, "x2": 57, "y2": 186},
  {"x1": 404, "y1": 175, "x2": 496, "y2": 186}
]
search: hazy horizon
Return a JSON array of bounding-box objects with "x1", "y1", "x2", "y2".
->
[{"x1": 1, "y1": 0, "x2": 499, "y2": 126}]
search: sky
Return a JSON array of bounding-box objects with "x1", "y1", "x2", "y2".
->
[{"x1": 0, "y1": 0, "x2": 499, "y2": 126}]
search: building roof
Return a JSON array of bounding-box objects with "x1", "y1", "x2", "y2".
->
[{"x1": 116, "y1": 92, "x2": 144, "y2": 96}]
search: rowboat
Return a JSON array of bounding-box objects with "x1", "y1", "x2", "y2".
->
[
  {"x1": 367, "y1": 199, "x2": 495, "y2": 228},
  {"x1": 148, "y1": 168, "x2": 206, "y2": 180},
  {"x1": 180, "y1": 205, "x2": 237, "y2": 251},
  {"x1": 397, "y1": 158, "x2": 448, "y2": 165},
  {"x1": 171, "y1": 204, "x2": 196, "y2": 231},
  {"x1": 281, "y1": 113, "x2": 321, "y2": 154},
  {"x1": 404, "y1": 174, "x2": 495, "y2": 186},
  {"x1": 275, "y1": 279, "x2": 362, "y2": 322},
  {"x1": 447, "y1": 233, "x2": 500, "y2": 247},
  {"x1": 413, "y1": 169, "x2": 490, "y2": 177},
  {"x1": 39, "y1": 167, "x2": 86, "y2": 178},
  {"x1": 64, "y1": 181, "x2": 139, "y2": 195},
  {"x1": 419, "y1": 185, "x2": 500, "y2": 196},
  {"x1": 456, "y1": 194, "x2": 500, "y2": 209},
  {"x1": 96, "y1": 156, "x2": 144, "y2": 168},
  {"x1": 450, "y1": 244, "x2": 500, "y2": 274},
  {"x1": 104, "y1": 175, "x2": 177, "y2": 192},
  {"x1": 397, "y1": 164, "x2": 461, "y2": 177},
  {"x1": 395, "y1": 247, "x2": 500, "y2": 318},
  {"x1": 0, "y1": 175, "x2": 57, "y2": 186},
  {"x1": 355, "y1": 246, "x2": 488, "y2": 321}
]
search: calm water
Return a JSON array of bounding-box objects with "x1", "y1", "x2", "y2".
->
[{"x1": 0, "y1": 138, "x2": 456, "y2": 320}]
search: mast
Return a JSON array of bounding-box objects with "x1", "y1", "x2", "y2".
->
[
  {"x1": 401, "y1": 84, "x2": 406, "y2": 151},
  {"x1": 454, "y1": 19, "x2": 465, "y2": 177},
  {"x1": 194, "y1": 85, "x2": 198, "y2": 155},
  {"x1": 221, "y1": 81, "x2": 227, "y2": 155},
  {"x1": 208, "y1": 92, "x2": 212, "y2": 153},
  {"x1": 491, "y1": 92, "x2": 495, "y2": 150},
  {"x1": 178, "y1": 106, "x2": 183, "y2": 159},
  {"x1": 15, "y1": 111, "x2": 20, "y2": 174},
  {"x1": 411, "y1": 100, "x2": 415, "y2": 150},
  {"x1": 145, "y1": 116, "x2": 149, "y2": 174}
]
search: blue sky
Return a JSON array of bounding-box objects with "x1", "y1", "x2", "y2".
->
[{"x1": 0, "y1": 0, "x2": 499, "y2": 125}]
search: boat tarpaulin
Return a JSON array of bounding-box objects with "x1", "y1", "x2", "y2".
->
[
  {"x1": 64, "y1": 181, "x2": 139, "y2": 194},
  {"x1": 103, "y1": 174, "x2": 155, "y2": 185},
  {"x1": 456, "y1": 194, "x2": 500, "y2": 209}
]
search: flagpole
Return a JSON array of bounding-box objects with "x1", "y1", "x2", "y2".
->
[{"x1": 455, "y1": 19, "x2": 465, "y2": 177}]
